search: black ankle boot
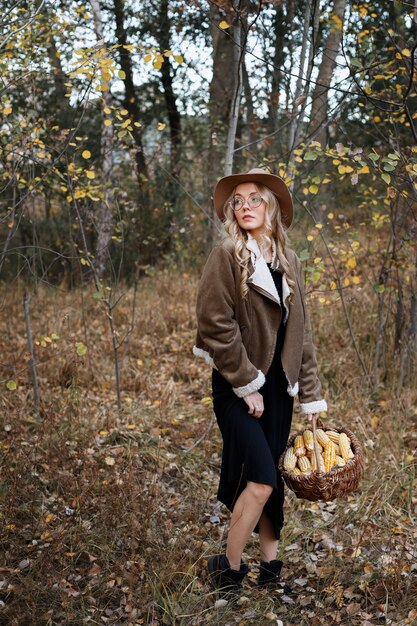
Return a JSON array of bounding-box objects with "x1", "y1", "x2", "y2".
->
[
  {"x1": 207, "y1": 554, "x2": 249, "y2": 597},
  {"x1": 258, "y1": 559, "x2": 291, "y2": 593}
]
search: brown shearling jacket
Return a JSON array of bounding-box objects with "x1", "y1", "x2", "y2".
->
[{"x1": 193, "y1": 236, "x2": 327, "y2": 414}]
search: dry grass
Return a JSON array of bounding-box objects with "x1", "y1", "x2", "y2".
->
[{"x1": 0, "y1": 271, "x2": 416, "y2": 625}]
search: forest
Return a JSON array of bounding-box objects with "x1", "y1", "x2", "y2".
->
[{"x1": 0, "y1": 0, "x2": 416, "y2": 624}]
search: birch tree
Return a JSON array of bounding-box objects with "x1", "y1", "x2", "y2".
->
[{"x1": 89, "y1": 0, "x2": 115, "y2": 278}]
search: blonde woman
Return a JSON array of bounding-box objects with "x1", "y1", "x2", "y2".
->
[{"x1": 193, "y1": 168, "x2": 327, "y2": 597}]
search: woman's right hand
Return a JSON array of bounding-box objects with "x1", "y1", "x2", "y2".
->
[{"x1": 243, "y1": 391, "x2": 264, "y2": 418}]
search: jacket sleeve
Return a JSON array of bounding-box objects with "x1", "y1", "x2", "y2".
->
[
  {"x1": 195, "y1": 245, "x2": 265, "y2": 397},
  {"x1": 294, "y1": 254, "x2": 328, "y2": 414}
]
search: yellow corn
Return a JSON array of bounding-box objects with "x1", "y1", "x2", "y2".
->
[
  {"x1": 334, "y1": 443, "x2": 341, "y2": 456},
  {"x1": 309, "y1": 450, "x2": 325, "y2": 472},
  {"x1": 316, "y1": 428, "x2": 331, "y2": 448},
  {"x1": 324, "y1": 441, "x2": 336, "y2": 472},
  {"x1": 303, "y1": 429, "x2": 314, "y2": 451},
  {"x1": 298, "y1": 455, "x2": 312, "y2": 474},
  {"x1": 294, "y1": 434, "x2": 306, "y2": 457},
  {"x1": 339, "y1": 433, "x2": 355, "y2": 460},
  {"x1": 335, "y1": 455, "x2": 346, "y2": 467},
  {"x1": 293, "y1": 466, "x2": 302, "y2": 475},
  {"x1": 326, "y1": 430, "x2": 340, "y2": 444},
  {"x1": 283, "y1": 447, "x2": 297, "y2": 471}
]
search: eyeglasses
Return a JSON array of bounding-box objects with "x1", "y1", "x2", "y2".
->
[{"x1": 229, "y1": 194, "x2": 263, "y2": 212}]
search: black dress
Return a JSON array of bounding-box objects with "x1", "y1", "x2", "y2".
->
[{"x1": 211, "y1": 265, "x2": 293, "y2": 540}]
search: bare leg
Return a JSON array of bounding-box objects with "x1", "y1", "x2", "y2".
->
[
  {"x1": 226, "y1": 481, "x2": 273, "y2": 570},
  {"x1": 258, "y1": 511, "x2": 278, "y2": 562}
]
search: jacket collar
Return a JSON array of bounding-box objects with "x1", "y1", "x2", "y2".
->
[{"x1": 246, "y1": 235, "x2": 290, "y2": 321}]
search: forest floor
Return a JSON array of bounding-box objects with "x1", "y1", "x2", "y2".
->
[{"x1": 1, "y1": 272, "x2": 416, "y2": 626}]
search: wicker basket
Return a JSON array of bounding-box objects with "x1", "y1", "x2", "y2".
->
[{"x1": 278, "y1": 417, "x2": 365, "y2": 502}]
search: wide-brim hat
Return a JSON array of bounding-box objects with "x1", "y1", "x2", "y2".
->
[{"x1": 213, "y1": 167, "x2": 293, "y2": 228}]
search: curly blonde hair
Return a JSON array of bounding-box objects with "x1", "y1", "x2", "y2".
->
[{"x1": 223, "y1": 183, "x2": 295, "y2": 299}]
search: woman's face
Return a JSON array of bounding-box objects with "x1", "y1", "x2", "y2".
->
[{"x1": 232, "y1": 182, "x2": 266, "y2": 238}]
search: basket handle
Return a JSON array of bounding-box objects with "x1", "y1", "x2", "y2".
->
[{"x1": 311, "y1": 414, "x2": 323, "y2": 473}]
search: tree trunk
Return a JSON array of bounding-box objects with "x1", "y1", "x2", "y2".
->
[
  {"x1": 112, "y1": 0, "x2": 148, "y2": 187},
  {"x1": 224, "y1": 0, "x2": 243, "y2": 176},
  {"x1": 309, "y1": 0, "x2": 346, "y2": 147},
  {"x1": 267, "y1": 0, "x2": 285, "y2": 154},
  {"x1": 157, "y1": 0, "x2": 182, "y2": 181},
  {"x1": 90, "y1": 0, "x2": 114, "y2": 278},
  {"x1": 287, "y1": 0, "x2": 319, "y2": 178},
  {"x1": 207, "y1": 0, "x2": 237, "y2": 244}
]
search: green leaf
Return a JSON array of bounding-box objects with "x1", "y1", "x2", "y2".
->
[
  {"x1": 381, "y1": 172, "x2": 391, "y2": 184},
  {"x1": 304, "y1": 150, "x2": 318, "y2": 161},
  {"x1": 6, "y1": 380, "x2": 17, "y2": 391},
  {"x1": 93, "y1": 291, "x2": 105, "y2": 301},
  {"x1": 299, "y1": 249, "x2": 310, "y2": 262},
  {"x1": 382, "y1": 163, "x2": 395, "y2": 172},
  {"x1": 76, "y1": 342, "x2": 87, "y2": 356},
  {"x1": 350, "y1": 57, "x2": 361, "y2": 67},
  {"x1": 374, "y1": 284, "x2": 385, "y2": 293},
  {"x1": 369, "y1": 153, "x2": 379, "y2": 162}
]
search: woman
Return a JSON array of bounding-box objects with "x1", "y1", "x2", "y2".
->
[{"x1": 193, "y1": 168, "x2": 327, "y2": 596}]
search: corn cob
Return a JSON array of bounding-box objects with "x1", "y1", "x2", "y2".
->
[
  {"x1": 303, "y1": 429, "x2": 314, "y2": 451},
  {"x1": 309, "y1": 450, "x2": 325, "y2": 472},
  {"x1": 333, "y1": 443, "x2": 341, "y2": 456},
  {"x1": 324, "y1": 441, "x2": 336, "y2": 472},
  {"x1": 298, "y1": 455, "x2": 312, "y2": 474},
  {"x1": 283, "y1": 447, "x2": 297, "y2": 471},
  {"x1": 335, "y1": 455, "x2": 346, "y2": 467},
  {"x1": 339, "y1": 433, "x2": 355, "y2": 460},
  {"x1": 293, "y1": 466, "x2": 302, "y2": 475},
  {"x1": 316, "y1": 428, "x2": 331, "y2": 448},
  {"x1": 294, "y1": 434, "x2": 306, "y2": 457},
  {"x1": 326, "y1": 430, "x2": 340, "y2": 444}
]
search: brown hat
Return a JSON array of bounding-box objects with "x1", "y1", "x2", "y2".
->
[{"x1": 213, "y1": 167, "x2": 293, "y2": 228}]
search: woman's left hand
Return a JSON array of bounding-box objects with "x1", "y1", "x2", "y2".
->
[{"x1": 306, "y1": 412, "x2": 319, "y2": 423}]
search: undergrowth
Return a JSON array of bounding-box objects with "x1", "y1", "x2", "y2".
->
[{"x1": 0, "y1": 272, "x2": 416, "y2": 625}]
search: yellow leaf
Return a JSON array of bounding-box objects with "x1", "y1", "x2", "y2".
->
[
  {"x1": 104, "y1": 119, "x2": 112, "y2": 126},
  {"x1": 3, "y1": 106, "x2": 12, "y2": 115},
  {"x1": 402, "y1": 48, "x2": 411, "y2": 57},
  {"x1": 6, "y1": 380, "x2": 17, "y2": 391},
  {"x1": 104, "y1": 107, "x2": 111, "y2": 114},
  {"x1": 82, "y1": 150, "x2": 91, "y2": 159},
  {"x1": 158, "y1": 122, "x2": 166, "y2": 130},
  {"x1": 327, "y1": 212, "x2": 334, "y2": 219},
  {"x1": 118, "y1": 69, "x2": 126, "y2": 79},
  {"x1": 45, "y1": 513, "x2": 56, "y2": 524},
  {"x1": 136, "y1": 359, "x2": 143, "y2": 366},
  {"x1": 343, "y1": 277, "x2": 350, "y2": 287},
  {"x1": 154, "y1": 60, "x2": 162, "y2": 70},
  {"x1": 358, "y1": 165, "x2": 369, "y2": 174},
  {"x1": 174, "y1": 54, "x2": 183, "y2": 64},
  {"x1": 316, "y1": 223, "x2": 323, "y2": 229},
  {"x1": 219, "y1": 20, "x2": 229, "y2": 29},
  {"x1": 144, "y1": 54, "x2": 152, "y2": 63},
  {"x1": 330, "y1": 281, "x2": 337, "y2": 290},
  {"x1": 309, "y1": 184, "x2": 319, "y2": 194},
  {"x1": 352, "y1": 276, "x2": 360, "y2": 284},
  {"x1": 347, "y1": 257, "x2": 357, "y2": 269},
  {"x1": 86, "y1": 170, "x2": 95, "y2": 179}
]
